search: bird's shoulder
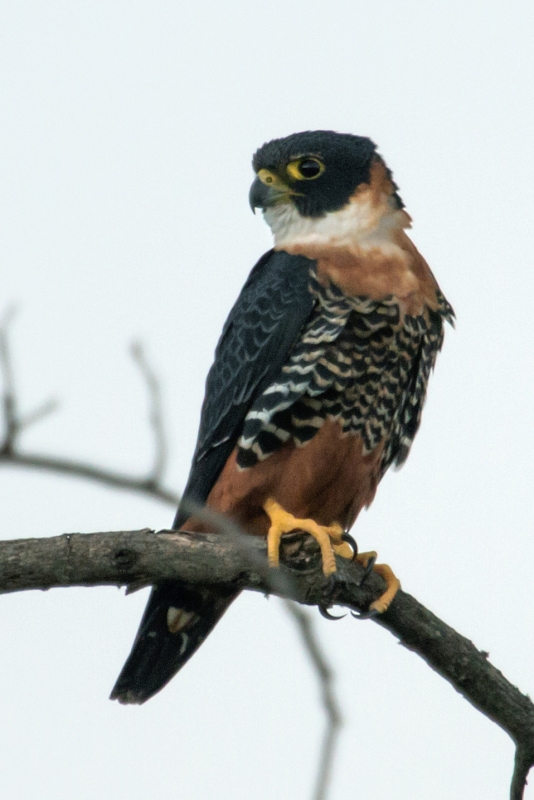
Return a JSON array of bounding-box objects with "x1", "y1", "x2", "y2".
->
[{"x1": 193, "y1": 249, "x2": 317, "y2": 461}]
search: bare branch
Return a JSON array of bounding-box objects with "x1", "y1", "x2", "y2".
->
[
  {"x1": 284, "y1": 601, "x2": 342, "y2": 800},
  {"x1": 0, "y1": 308, "x2": 58, "y2": 453},
  {"x1": 1, "y1": 526, "x2": 533, "y2": 798},
  {"x1": 5, "y1": 313, "x2": 532, "y2": 796},
  {"x1": 18, "y1": 399, "x2": 59, "y2": 431},
  {"x1": 0, "y1": 450, "x2": 180, "y2": 505},
  {"x1": 0, "y1": 313, "x2": 343, "y2": 800},
  {"x1": 131, "y1": 341, "x2": 167, "y2": 484},
  {"x1": 0, "y1": 306, "x2": 19, "y2": 452},
  {"x1": 0, "y1": 316, "x2": 179, "y2": 505}
]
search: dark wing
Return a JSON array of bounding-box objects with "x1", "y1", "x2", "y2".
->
[
  {"x1": 173, "y1": 249, "x2": 316, "y2": 528},
  {"x1": 110, "y1": 583, "x2": 236, "y2": 704},
  {"x1": 110, "y1": 250, "x2": 317, "y2": 704}
]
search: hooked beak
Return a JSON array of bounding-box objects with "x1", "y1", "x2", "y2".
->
[{"x1": 249, "y1": 175, "x2": 296, "y2": 213}]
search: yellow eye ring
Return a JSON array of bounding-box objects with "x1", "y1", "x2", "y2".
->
[{"x1": 287, "y1": 157, "x2": 325, "y2": 181}]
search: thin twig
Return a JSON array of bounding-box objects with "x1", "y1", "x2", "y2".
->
[
  {"x1": 0, "y1": 306, "x2": 18, "y2": 452},
  {"x1": 0, "y1": 307, "x2": 58, "y2": 453},
  {"x1": 0, "y1": 315, "x2": 178, "y2": 504},
  {"x1": 131, "y1": 341, "x2": 167, "y2": 484},
  {"x1": 0, "y1": 311, "x2": 343, "y2": 800},
  {"x1": 18, "y1": 399, "x2": 59, "y2": 431},
  {"x1": 0, "y1": 451, "x2": 180, "y2": 505},
  {"x1": 284, "y1": 601, "x2": 342, "y2": 800}
]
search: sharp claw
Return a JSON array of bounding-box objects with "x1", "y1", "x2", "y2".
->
[
  {"x1": 358, "y1": 554, "x2": 377, "y2": 585},
  {"x1": 350, "y1": 608, "x2": 379, "y2": 620},
  {"x1": 319, "y1": 604, "x2": 346, "y2": 620},
  {"x1": 318, "y1": 572, "x2": 347, "y2": 619},
  {"x1": 341, "y1": 531, "x2": 358, "y2": 561},
  {"x1": 324, "y1": 573, "x2": 337, "y2": 595}
]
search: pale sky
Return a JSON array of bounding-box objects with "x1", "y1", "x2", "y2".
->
[{"x1": 1, "y1": 2, "x2": 534, "y2": 798}]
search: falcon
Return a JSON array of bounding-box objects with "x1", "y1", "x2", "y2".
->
[{"x1": 111, "y1": 130, "x2": 453, "y2": 704}]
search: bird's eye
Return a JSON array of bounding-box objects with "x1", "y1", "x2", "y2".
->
[
  {"x1": 287, "y1": 157, "x2": 325, "y2": 181},
  {"x1": 298, "y1": 159, "x2": 323, "y2": 178}
]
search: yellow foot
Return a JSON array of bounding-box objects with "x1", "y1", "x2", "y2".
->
[
  {"x1": 332, "y1": 541, "x2": 355, "y2": 560},
  {"x1": 357, "y1": 551, "x2": 400, "y2": 613},
  {"x1": 263, "y1": 498, "x2": 344, "y2": 576}
]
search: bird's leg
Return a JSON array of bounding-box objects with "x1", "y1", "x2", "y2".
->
[
  {"x1": 263, "y1": 498, "x2": 344, "y2": 576},
  {"x1": 263, "y1": 499, "x2": 400, "y2": 615},
  {"x1": 356, "y1": 551, "x2": 400, "y2": 613}
]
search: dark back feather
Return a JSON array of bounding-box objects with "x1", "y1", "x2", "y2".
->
[{"x1": 174, "y1": 249, "x2": 316, "y2": 528}]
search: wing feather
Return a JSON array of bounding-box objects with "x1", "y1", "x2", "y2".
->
[{"x1": 174, "y1": 249, "x2": 316, "y2": 528}]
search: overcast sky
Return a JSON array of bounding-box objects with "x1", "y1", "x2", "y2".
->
[{"x1": 1, "y1": 1, "x2": 534, "y2": 798}]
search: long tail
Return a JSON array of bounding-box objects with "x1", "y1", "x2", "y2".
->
[{"x1": 110, "y1": 583, "x2": 238, "y2": 704}]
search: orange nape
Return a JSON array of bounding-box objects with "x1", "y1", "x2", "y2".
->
[{"x1": 262, "y1": 498, "x2": 400, "y2": 614}]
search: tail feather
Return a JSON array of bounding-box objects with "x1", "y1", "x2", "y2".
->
[{"x1": 111, "y1": 583, "x2": 238, "y2": 704}]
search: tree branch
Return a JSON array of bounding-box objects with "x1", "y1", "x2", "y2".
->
[
  {"x1": 285, "y1": 601, "x2": 342, "y2": 800},
  {"x1": 0, "y1": 451, "x2": 180, "y2": 505},
  {"x1": 0, "y1": 312, "x2": 342, "y2": 800},
  {"x1": 1, "y1": 525, "x2": 533, "y2": 800},
  {"x1": 3, "y1": 313, "x2": 533, "y2": 797},
  {"x1": 2, "y1": 527, "x2": 533, "y2": 796},
  {"x1": 130, "y1": 341, "x2": 168, "y2": 484},
  {"x1": 0, "y1": 318, "x2": 178, "y2": 502},
  {"x1": 0, "y1": 308, "x2": 59, "y2": 455}
]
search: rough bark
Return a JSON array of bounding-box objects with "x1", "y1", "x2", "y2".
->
[{"x1": 1, "y1": 526, "x2": 533, "y2": 799}]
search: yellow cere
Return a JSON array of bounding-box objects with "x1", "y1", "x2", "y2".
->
[{"x1": 257, "y1": 168, "x2": 288, "y2": 189}]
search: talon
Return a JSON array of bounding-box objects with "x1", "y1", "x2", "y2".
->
[
  {"x1": 261, "y1": 499, "x2": 401, "y2": 616},
  {"x1": 358, "y1": 553, "x2": 376, "y2": 584},
  {"x1": 341, "y1": 531, "x2": 358, "y2": 561},
  {"x1": 319, "y1": 604, "x2": 346, "y2": 620},
  {"x1": 351, "y1": 608, "x2": 379, "y2": 620},
  {"x1": 320, "y1": 571, "x2": 342, "y2": 618}
]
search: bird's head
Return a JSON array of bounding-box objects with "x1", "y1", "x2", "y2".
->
[{"x1": 249, "y1": 130, "x2": 406, "y2": 251}]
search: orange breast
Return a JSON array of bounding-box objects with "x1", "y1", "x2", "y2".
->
[{"x1": 183, "y1": 419, "x2": 384, "y2": 536}]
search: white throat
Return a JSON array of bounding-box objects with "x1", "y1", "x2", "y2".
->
[{"x1": 264, "y1": 194, "x2": 409, "y2": 253}]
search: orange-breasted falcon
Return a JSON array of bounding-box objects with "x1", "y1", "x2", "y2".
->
[{"x1": 111, "y1": 131, "x2": 453, "y2": 704}]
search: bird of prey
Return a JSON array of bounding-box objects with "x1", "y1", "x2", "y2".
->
[{"x1": 111, "y1": 130, "x2": 453, "y2": 704}]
